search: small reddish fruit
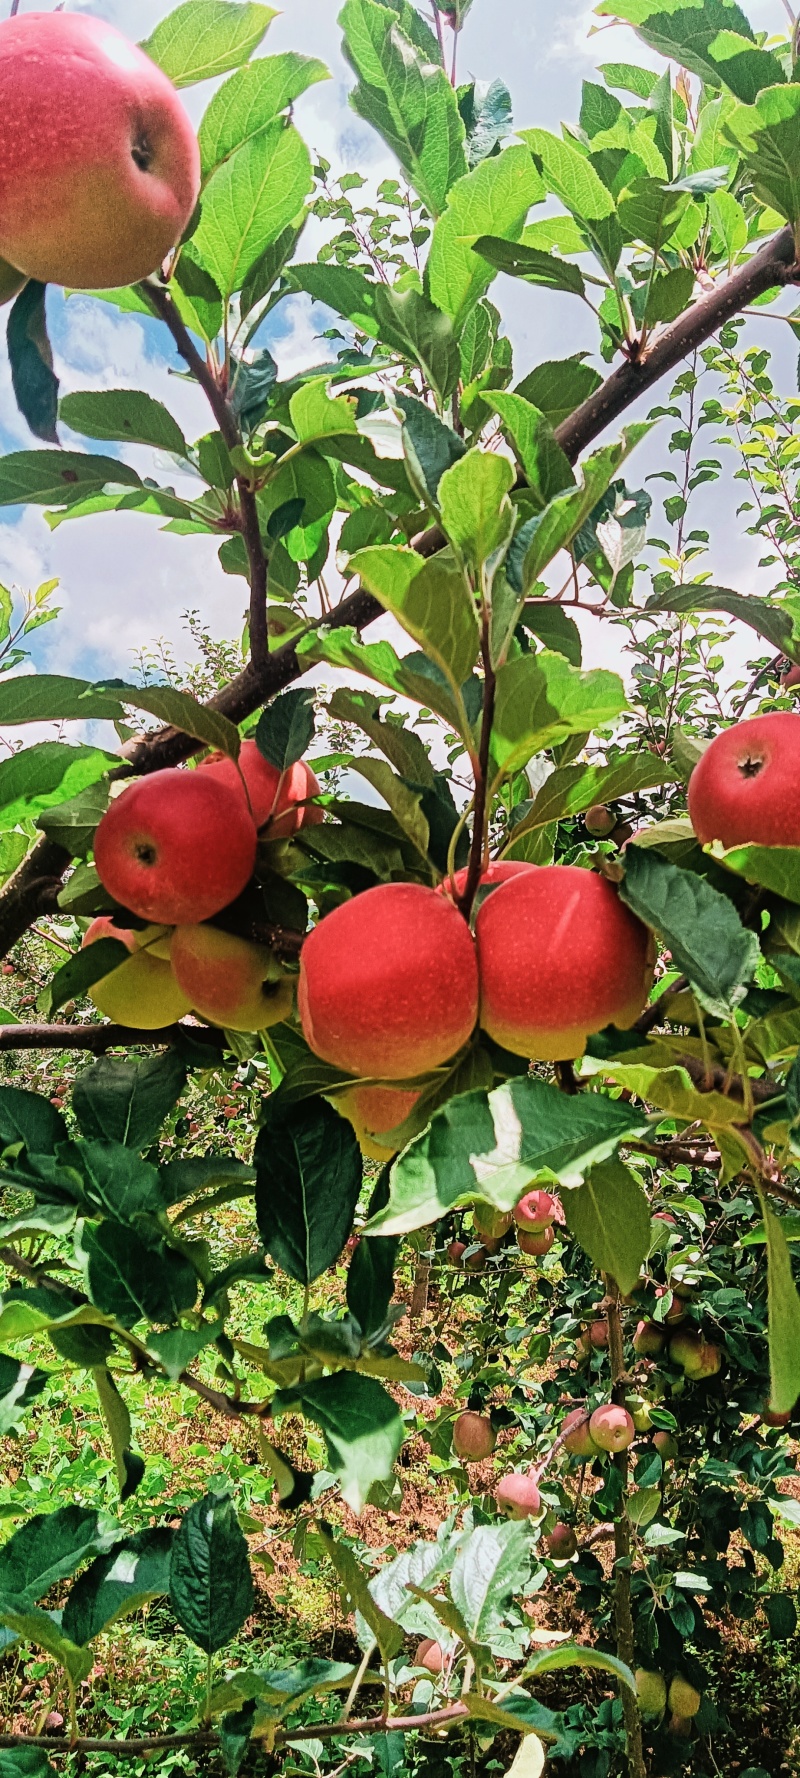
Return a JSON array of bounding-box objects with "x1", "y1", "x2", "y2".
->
[
  {"x1": 547, "y1": 1522, "x2": 578, "y2": 1561},
  {"x1": 464, "y1": 1245, "x2": 488, "y2": 1272},
  {"x1": 588, "y1": 1319, "x2": 609, "y2": 1350},
  {"x1": 452, "y1": 1411, "x2": 496, "y2": 1462},
  {"x1": 438, "y1": 860, "x2": 534, "y2": 899},
  {"x1": 494, "y1": 1471, "x2": 542, "y2": 1520},
  {"x1": 588, "y1": 1404, "x2": 635, "y2": 1453},
  {"x1": 584, "y1": 804, "x2": 616, "y2": 837},
  {"x1": 416, "y1": 1639, "x2": 444, "y2": 1674},
  {"x1": 517, "y1": 1225, "x2": 556, "y2": 1258},
  {"x1": 653, "y1": 1430, "x2": 678, "y2": 1460},
  {"x1": 201, "y1": 740, "x2": 323, "y2": 836},
  {"x1": 668, "y1": 1713, "x2": 693, "y2": 1740},
  {"x1": 688, "y1": 711, "x2": 800, "y2": 848},
  {"x1": 447, "y1": 1241, "x2": 467, "y2": 1267},
  {"x1": 633, "y1": 1320, "x2": 665, "y2": 1358},
  {"x1": 514, "y1": 1190, "x2": 556, "y2": 1231},
  {"x1": 94, "y1": 770, "x2": 257, "y2": 925},
  {"x1": 562, "y1": 1408, "x2": 598, "y2": 1458},
  {"x1": 656, "y1": 1288, "x2": 687, "y2": 1326}
]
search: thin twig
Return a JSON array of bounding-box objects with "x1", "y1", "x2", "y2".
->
[
  {"x1": 457, "y1": 618, "x2": 495, "y2": 919},
  {"x1": 0, "y1": 1703, "x2": 471, "y2": 1759}
]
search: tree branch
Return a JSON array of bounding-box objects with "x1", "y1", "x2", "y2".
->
[
  {"x1": 0, "y1": 1021, "x2": 227, "y2": 1053},
  {"x1": 0, "y1": 1703, "x2": 471, "y2": 1759}
]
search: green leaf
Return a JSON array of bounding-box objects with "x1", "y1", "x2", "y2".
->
[
  {"x1": 273, "y1": 1371, "x2": 404, "y2": 1510},
  {"x1": 40, "y1": 937, "x2": 130, "y2": 1020},
  {"x1": 192, "y1": 121, "x2": 313, "y2": 298},
  {"x1": 514, "y1": 354, "x2": 602, "y2": 430},
  {"x1": 102, "y1": 681, "x2": 241, "y2": 756},
  {"x1": 0, "y1": 1084, "x2": 66, "y2": 1157},
  {"x1": 373, "y1": 284, "x2": 460, "y2": 409},
  {"x1": 617, "y1": 178, "x2": 689, "y2": 250},
  {"x1": 173, "y1": 252, "x2": 224, "y2": 342},
  {"x1": 169, "y1": 1491, "x2": 254, "y2": 1654},
  {"x1": 289, "y1": 378, "x2": 358, "y2": 443},
  {"x1": 503, "y1": 754, "x2": 674, "y2": 849},
  {"x1": 60, "y1": 390, "x2": 188, "y2": 458},
  {"x1": 93, "y1": 1367, "x2": 143, "y2": 1502},
  {"x1": 713, "y1": 842, "x2": 800, "y2": 906},
  {"x1": 620, "y1": 845, "x2": 759, "y2": 1018},
  {"x1": 0, "y1": 1751, "x2": 58, "y2": 1776},
  {"x1": 460, "y1": 75, "x2": 514, "y2": 168},
  {"x1": 316, "y1": 1523, "x2": 403, "y2": 1660},
  {"x1": 346, "y1": 1172, "x2": 399, "y2": 1338},
  {"x1": 0, "y1": 1353, "x2": 49, "y2": 1437},
  {"x1": 62, "y1": 1528, "x2": 173, "y2": 1646},
  {"x1": 392, "y1": 389, "x2": 466, "y2": 509},
  {"x1": 0, "y1": 450, "x2": 140, "y2": 509},
  {"x1": 297, "y1": 625, "x2": 461, "y2": 731},
  {"x1": 78, "y1": 1221, "x2": 198, "y2": 1329},
  {"x1": 350, "y1": 546, "x2": 480, "y2": 692},
  {"x1": 515, "y1": 602, "x2": 582, "y2": 668},
  {"x1": 438, "y1": 450, "x2": 516, "y2": 578},
  {"x1": 427, "y1": 144, "x2": 543, "y2": 332},
  {"x1": 725, "y1": 83, "x2": 800, "y2": 235},
  {"x1": 199, "y1": 52, "x2": 329, "y2": 178},
  {"x1": 288, "y1": 262, "x2": 380, "y2": 335},
  {"x1": 350, "y1": 758, "x2": 430, "y2": 859},
  {"x1": 72, "y1": 1052, "x2": 188, "y2": 1150},
  {"x1": 510, "y1": 428, "x2": 651, "y2": 591},
  {"x1": 645, "y1": 582, "x2": 800, "y2": 663},
  {"x1": 255, "y1": 1098, "x2": 362, "y2": 1285},
  {"x1": 0, "y1": 1507, "x2": 119, "y2": 1607},
  {"x1": 644, "y1": 265, "x2": 696, "y2": 326},
  {"x1": 339, "y1": 0, "x2": 467, "y2": 218},
  {"x1": 562, "y1": 1158, "x2": 650, "y2": 1294},
  {"x1": 759, "y1": 1196, "x2": 800, "y2": 1416},
  {"x1": 451, "y1": 1521, "x2": 532, "y2": 1645},
  {"x1": 140, "y1": 1, "x2": 276, "y2": 86},
  {"x1": 7, "y1": 282, "x2": 58, "y2": 445},
  {"x1": 35, "y1": 780, "x2": 111, "y2": 860},
  {"x1": 492, "y1": 651, "x2": 628, "y2": 775},
  {"x1": 488, "y1": 394, "x2": 575, "y2": 509},
  {"x1": 368, "y1": 1074, "x2": 647, "y2": 1235},
  {"x1": 0, "y1": 673, "x2": 239, "y2": 756},
  {"x1": 0, "y1": 1604, "x2": 92, "y2": 1685},
  {"x1": 327, "y1": 688, "x2": 434, "y2": 787},
  {"x1": 473, "y1": 237, "x2": 586, "y2": 297},
  {"x1": 0, "y1": 743, "x2": 118, "y2": 831},
  {"x1": 520, "y1": 127, "x2": 622, "y2": 272},
  {"x1": 255, "y1": 688, "x2": 316, "y2": 770}
]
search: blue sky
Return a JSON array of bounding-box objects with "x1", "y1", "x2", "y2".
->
[{"x1": 0, "y1": 0, "x2": 795, "y2": 704}]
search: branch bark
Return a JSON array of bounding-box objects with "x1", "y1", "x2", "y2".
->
[
  {"x1": 0, "y1": 1702, "x2": 470, "y2": 1758},
  {"x1": 0, "y1": 1021, "x2": 227, "y2": 1052}
]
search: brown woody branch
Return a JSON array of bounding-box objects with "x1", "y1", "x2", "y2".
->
[
  {"x1": 0, "y1": 1021, "x2": 227, "y2": 1053},
  {"x1": 0, "y1": 229, "x2": 797, "y2": 961},
  {"x1": 0, "y1": 1703, "x2": 470, "y2": 1759}
]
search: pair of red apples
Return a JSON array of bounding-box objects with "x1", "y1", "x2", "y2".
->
[{"x1": 0, "y1": 12, "x2": 199, "y2": 296}]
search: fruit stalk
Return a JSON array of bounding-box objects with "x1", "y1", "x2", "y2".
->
[
  {"x1": 604, "y1": 1277, "x2": 647, "y2": 1778},
  {"x1": 457, "y1": 617, "x2": 496, "y2": 921}
]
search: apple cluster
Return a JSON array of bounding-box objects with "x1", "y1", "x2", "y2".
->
[
  {"x1": 300, "y1": 862, "x2": 654, "y2": 1156},
  {"x1": 88, "y1": 744, "x2": 321, "y2": 1032},
  {"x1": 0, "y1": 13, "x2": 200, "y2": 297}
]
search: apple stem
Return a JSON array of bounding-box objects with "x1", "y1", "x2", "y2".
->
[
  {"x1": 457, "y1": 617, "x2": 496, "y2": 921},
  {"x1": 9, "y1": 1, "x2": 20, "y2": 15}
]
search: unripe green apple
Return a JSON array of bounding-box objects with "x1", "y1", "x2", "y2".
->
[
  {"x1": 625, "y1": 1392, "x2": 653, "y2": 1433},
  {"x1": 452, "y1": 1411, "x2": 496, "y2": 1461},
  {"x1": 589, "y1": 1404, "x2": 635, "y2": 1453},
  {"x1": 416, "y1": 1639, "x2": 444, "y2": 1673},
  {"x1": 518, "y1": 1225, "x2": 555, "y2": 1258},
  {"x1": 0, "y1": 12, "x2": 200, "y2": 289},
  {"x1": 635, "y1": 1669, "x2": 667, "y2": 1716},
  {"x1": 494, "y1": 1471, "x2": 542, "y2": 1520},
  {"x1": 652, "y1": 1430, "x2": 678, "y2": 1461},
  {"x1": 171, "y1": 925, "x2": 293, "y2": 1033},
  {"x1": 299, "y1": 882, "x2": 479, "y2": 1079},
  {"x1": 336, "y1": 1084, "x2": 421, "y2": 1162},
  {"x1": 472, "y1": 1202, "x2": 513, "y2": 1241},
  {"x1": 83, "y1": 917, "x2": 191, "y2": 1029},
  {"x1": 585, "y1": 804, "x2": 616, "y2": 837},
  {"x1": 688, "y1": 711, "x2": 800, "y2": 848},
  {"x1": 668, "y1": 1677, "x2": 701, "y2": 1718},
  {"x1": 669, "y1": 1331, "x2": 722, "y2": 1380},
  {"x1": 547, "y1": 1522, "x2": 578, "y2": 1561},
  {"x1": 514, "y1": 1189, "x2": 556, "y2": 1231},
  {"x1": 633, "y1": 1320, "x2": 665, "y2": 1358},
  {"x1": 562, "y1": 1408, "x2": 598, "y2": 1458},
  {"x1": 94, "y1": 768, "x2": 257, "y2": 925}
]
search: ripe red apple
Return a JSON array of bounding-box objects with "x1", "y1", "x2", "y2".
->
[
  {"x1": 452, "y1": 1411, "x2": 496, "y2": 1461},
  {"x1": 514, "y1": 1189, "x2": 556, "y2": 1231},
  {"x1": 668, "y1": 1677, "x2": 701, "y2": 1718},
  {"x1": 336, "y1": 1083, "x2": 421, "y2": 1161},
  {"x1": 82, "y1": 917, "x2": 190, "y2": 1028},
  {"x1": 447, "y1": 1240, "x2": 467, "y2": 1267},
  {"x1": 464, "y1": 1245, "x2": 488, "y2": 1272},
  {"x1": 588, "y1": 1404, "x2": 635, "y2": 1453},
  {"x1": 472, "y1": 1202, "x2": 514, "y2": 1241},
  {"x1": 438, "y1": 860, "x2": 534, "y2": 898},
  {"x1": 588, "y1": 1319, "x2": 609, "y2": 1350},
  {"x1": 688, "y1": 712, "x2": 800, "y2": 849},
  {"x1": 170, "y1": 925, "x2": 293, "y2": 1033},
  {"x1": 298, "y1": 883, "x2": 479, "y2": 1079},
  {"x1": 669, "y1": 1331, "x2": 722, "y2": 1380},
  {"x1": 475, "y1": 866, "x2": 654, "y2": 1060},
  {"x1": 416, "y1": 1639, "x2": 444, "y2": 1674},
  {"x1": 585, "y1": 804, "x2": 616, "y2": 837},
  {"x1": 547, "y1": 1522, "x2": 578, "y2": 1561},
  {"x1": 635, "y1": 1670, "x2": 667, "y2": 1716},
  {"x1": 0, "y1": 13, "x2": 200, "y2": 289},
  {"x1": 783, "y1": 663, "x2": 800, "y2": 691},
  {"x1": 652, "y1": 1430, "x2": 678, "y2": 1460},
  {"x1": 94, "y1": 770, "x2": 257, "y2": 925},
  {"x1": 518, "y1": 1225, "x2": 556, "y2": 1258},
  {"x1": 201, "y1": 741, "x2": 323, "y2": 837},
  {"x1": 633, "y1": 1320, "x2": 665, "y2": 1358},
  {"x1": 562, "y1": 1408, "x2": 598, "y2": 1458},
  {"x1": 494, "y1": 1471, "x2": 542, "y2": 1520}
]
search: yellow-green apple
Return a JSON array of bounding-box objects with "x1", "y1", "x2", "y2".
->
[
  {"x1": 494, "y1": 1471, "x2": 541, "y2": 1519},
  {"x1": 201, "y1": 740, "x2": 323, "y2": 836},
  {"x1": 0, "y1": 13, "x2": 199, "y2": 290},
  {"x1": 416, "y1": 1640, "x2": 444, "y2": 1673},
  {"x1": 472, "y1": 1202, "x2": 513, "y2": 1241},
  {"x1": 170, "y1": 924, "x2": 293, "y2": 1032},
  {"x1": 82, "y1": 916, "x2": 191, "y2": 1029},
  {"x1": 653, "y1": 1430, "x2": 678, "y2": 1460},
  {"x1": 298, "y1": 882, "x2": 479, "y2": 1079},
  {"x1": 633, "y1": 1320, "x2": 665, "y2": 1357},
  {"x1": 517, "y1": 1225, "x2": 555, "y2": 1257},
  {"x1": 585, "y1": 804, "x2": 616, "y2": 837},
  {"x1": 547, "y1": 1522, "x2": 578, "y2": 1561},
  {"x1": 625, "y1": 1392, "x2": 653, "y2": 1432},
  {"x1": 668, "y1": 1677, "x2": 701, "y2": 1718},
  {"x1": 475, "y1": 866, "x2": 654, "y2": 1060},
  {"x1": 335, "y1": 1084, "x2": 421, "y2": 1162},
  {"x1": 562, "y1": 1408, "x2": 598, "y2": 1458},
  {"x1": 514, "y1": 1189, "x2": 556, "y2": 1231},
  {"x1": 636, "y1": 1671, "x2": 667, "y2": 1716},
  {"x1": 669, "y1": 1331, "x2": 722, "y2": 1379},
  {"x1": 452, "y1": 1411, "x2": 496, "y2": 1461},
  {"x1": 688, "y1": 711, "x2": 800, "y2": 848},
  {"x1": 589, "y1": 1404, "x2": 635, "y2": 1453},
  {"x1": 94, "y1": 769, "x2": 257, "y2": 925}
]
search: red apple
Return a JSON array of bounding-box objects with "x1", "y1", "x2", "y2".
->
[
  {"x1": 170, "y1": 924, "x2": 294, "y2": 1033},
  {"x1": 562, "y1": 1408, "x2": 598, "y2": 1458},
  {"x1": 652, "y1": 1430, "x2": 678, "y2": 1460},
  {"x1": 94, "y1": 769, "x2": 257, "y2": 925},
  {"x1": 475, "y1": 866, "x2": 654, "y2": 1060},
  {"x1": 588, "y1": 1404, "x2": 635, "y2": 1453},
  {"x1": 761, "y1": 1403, "x2": 792, "y2": 1428},
  {"x1": 416, "y1": 1639, "x2": 444, "y2": 1674},
  {"x1": 437, "y1": 860, "x2": 534, "y2": 898},
  {"x1": 452, "y1": 1411, "x2": 496, "y2": 1461},
  {"x1": 298, "y1": 883, "x2": 479, "y2": 1079},
  {"x1": 494, "y1": 1471, "x2": 542, "y2": 1520},
  {"x1": 517, "y1": 1225, "x2": 556, "y2": 1258},
  {"x1": 447, "y1": 1241, "x2": 467, "y2": 1267},
  {"x1": 633, "y1": 1320, "x2": 665, "y2": 1358},
  {"x1": 547, "y1": 1522, "x2": 578, "y2": 1561},
  {"x1": 201, "y1": 741, "x2": 323, "y2": 836},
  {"x1": 688, "y1": 712, "x2": 800, "y2": 848},
  {"x1": 472, "y1": 1202, "x2": 514, "y2": 1241},
  {"x1": 514, "y1": 1190, "x2": 556, "y2": 1231},
  {"x1": 584, "y1": 804, "x2": 616, "y2": 837},
  {"x1": 0, "y1": 13, "x2": 199, "y2": 289}
]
